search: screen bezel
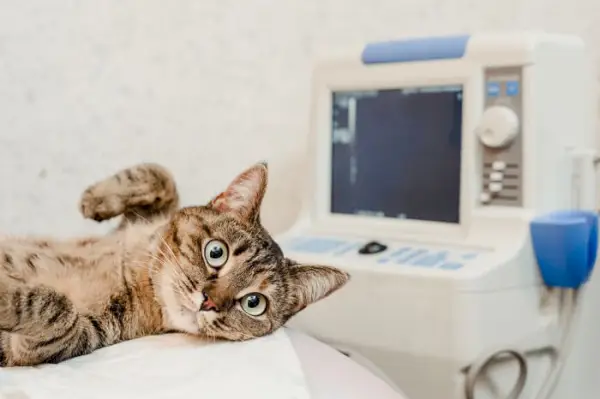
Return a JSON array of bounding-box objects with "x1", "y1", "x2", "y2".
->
[{"x1": 308, "y1": 58, "x2": 483, "y2": 239}]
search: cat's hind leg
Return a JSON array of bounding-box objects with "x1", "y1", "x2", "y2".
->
[
  {"x1": 0, "y1": 283, "x2": 104, "y2": 366},
  {"x1": 79, "y1": 163, "x2": 179, "y2": 228}
]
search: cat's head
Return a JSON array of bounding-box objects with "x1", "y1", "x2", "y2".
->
[{"x1": 153, "y1": 162, "x2": 349, "y2": 340}]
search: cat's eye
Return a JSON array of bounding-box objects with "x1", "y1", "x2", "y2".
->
[
  {"x1": 204, "y1": 239, "x2": 229, "y2": 268},
  {"x1": 240, "y1": 293, "x2": 268, "y2": 316}
]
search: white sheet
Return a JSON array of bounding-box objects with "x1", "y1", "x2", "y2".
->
[
  {"x1": 0, "y1": 330, "x2": 311, "y2": 399},
  {"x1": 287, "y1": 329, "x2": 409, "y2": 399}
]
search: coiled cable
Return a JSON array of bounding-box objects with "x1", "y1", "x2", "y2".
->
[
  {"x1": 464, "y1": 349, "x2": 528, "y2": 399},
  {"x1": 463, "y1": 289, "x2": 579, "y2": 399}
]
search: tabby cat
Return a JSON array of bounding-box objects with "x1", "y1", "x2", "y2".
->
[{"x1": 0, "y1": 162, "x2": 349, "y2": 367}]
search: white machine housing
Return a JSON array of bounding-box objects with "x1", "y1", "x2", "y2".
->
[{"x1": 277, "y1": 32, "x2": 599, "y2": 399}]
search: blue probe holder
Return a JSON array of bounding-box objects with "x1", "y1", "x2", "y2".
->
[{"x1": 530, "y1": 210, "x2": 599, "y2": 288}]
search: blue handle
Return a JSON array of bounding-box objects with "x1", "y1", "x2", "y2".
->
[
  {"x1": 361, "y1": 34, "x2": 471, "y2": 64},
  {"x1": 530, "y1": 210, "x2": 598, "y2": 288}
]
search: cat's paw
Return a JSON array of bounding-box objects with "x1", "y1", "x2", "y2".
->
[
  {"x1": 79, "y1": 163, "x2": 179, "y2": 223},
  {"x1": 80, "y1": 186, "x2": 126, "y2": 222}
]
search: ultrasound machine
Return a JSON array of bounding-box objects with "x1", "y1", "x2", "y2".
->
[{"x1": 277, "y1": 32, "x2": 600, "y2": 398}]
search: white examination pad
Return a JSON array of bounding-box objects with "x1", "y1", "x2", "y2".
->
[{"x1": 0, "y1": 329, "x2": 310, "y2": 399}]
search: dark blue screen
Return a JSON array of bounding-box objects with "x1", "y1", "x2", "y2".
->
[{"x1": 330, "y1": 86, "x2": 463, "y2": 223}]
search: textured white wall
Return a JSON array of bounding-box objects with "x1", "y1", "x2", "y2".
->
[{"x1": 0, "y1": 0, "x2": 599, "y2": 237}]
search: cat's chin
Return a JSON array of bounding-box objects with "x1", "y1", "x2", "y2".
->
[
  {"x1": 162, "y1": 305, "x2": 201, "y2": 335},
  {"x1": 155, "y1": 272, "x2": 206, "y2": 334},
  {"x1": 164, "y1": 306, "x2": 222, "y2": 336},
  {"x1": 197, "y1": 310, "x2": 218, "y2": 329}
]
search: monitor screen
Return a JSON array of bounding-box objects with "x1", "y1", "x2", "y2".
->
[{"x1": 330, "y1": 85, "x2": 463, "y2": 224}]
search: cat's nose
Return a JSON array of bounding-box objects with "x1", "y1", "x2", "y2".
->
[{"x1": 200, "y1": 292, "x2": 219, "y2": 312}]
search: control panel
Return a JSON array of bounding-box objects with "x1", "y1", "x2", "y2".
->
[
  {"x1": 280, "y1": 235, "x2": 490, "y2": 271},
  {"x1": 476, "y1": 67, "x2": 524, "y2": 207}
]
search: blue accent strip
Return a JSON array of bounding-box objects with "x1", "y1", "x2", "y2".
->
[
  {"x1": 362, "y1": 34, "x2": 470, "y2": 64},
  {"x1": 440, "y1": 262, "x2": 464, "y2": 270},
  {"x1": 530, "y1": 210, "x2": 599, "y2": 289}
]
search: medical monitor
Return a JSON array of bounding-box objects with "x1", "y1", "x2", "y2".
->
[
  {"x1": 330, "y1": 86, "x2": 464, "y2": 224},
  {"x1": 284, "y1": 33, "x2": 598, "y2": 399}
]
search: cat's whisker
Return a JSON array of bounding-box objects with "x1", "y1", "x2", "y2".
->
[
  {"x1": 204, "y1": 328, "x2": 220, "y2": 344},
  {"x1": 158, "y1": 237, "x2": 179, "y2": 264},
  {"x1": 130, "y1": 210, "x2": 152, "y2": 224},
  {"x1": 130, "y1": 259, "x2": 163, "y2": 275},
  {"x1": 153, "y1": 243, "x2": 190, "y2": 279},
  {"x1": 172, "y1": 284, "x2": 189, "y2": 298},
  {"x1": 231, "y1": 329, "x2": 255, "y2": 341},
  {"x1": 145, "y1": 249, "x2": 171, "y2": 266}
]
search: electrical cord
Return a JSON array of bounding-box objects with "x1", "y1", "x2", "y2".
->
[
  {"x1": 533, "y1": 289, "x2": 578, "y2": 399},
  {"x1": 463, "y1": 289, "x2": 579, "y2": 399},
  {"x1": 464, "y1": 349, "x2": 528, "y2": 399}
]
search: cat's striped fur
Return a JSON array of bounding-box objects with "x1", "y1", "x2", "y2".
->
[{"x1": 0, "y1": 162, "x2": 349, "y2": 367}]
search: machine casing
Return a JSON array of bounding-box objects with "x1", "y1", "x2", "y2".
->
[{"x1": 277, "y1": 32, "x2": 599, "y2": 398}]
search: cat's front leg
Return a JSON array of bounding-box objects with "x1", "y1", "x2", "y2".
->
[{"x1": 80, "y1": 163, "x2": 180, "y2": 228}]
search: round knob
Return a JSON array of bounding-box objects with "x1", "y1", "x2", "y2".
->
[{"x1": 475, "y1": 106, "x2": 519, "y2": 148}]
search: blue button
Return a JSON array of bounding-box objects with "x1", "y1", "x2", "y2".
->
[
  {"x1": 397, "y1": 249, "x2": 428, "y2": 264},
  {"x1": 461, "y1": 252, "x2": 479, "y2": 260},
  {"x1": 439, "y1": 262, "x2": 464, "y2": 270},
  {"x1": 409, "y1": 251, "x2": 448, "y2": 267},
  {"x1": 506, "y1": 81, "x2": 519, "y2": 96},
  {"x1": 487, "y1": 82, "x2": 500, "y2": 97},
  {"x1": 389, "y1": 247, "x2": 412, "y2": 258}
]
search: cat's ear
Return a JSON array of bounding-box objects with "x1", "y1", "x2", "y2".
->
[
  {"x1": 288, "y1": 264, "x2": 350, "y2": 312},
  {"x1": 209, "y1": 162, "x2": 268, "y2": 222}
]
